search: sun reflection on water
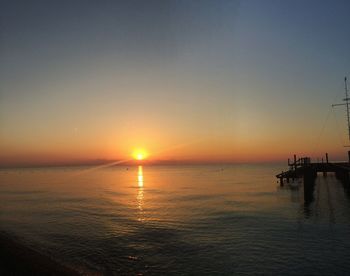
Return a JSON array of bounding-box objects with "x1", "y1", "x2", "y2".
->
[
  {"x1": 138, "y1": 166, "x2": 143, "y2": 188},
  {"x1": 137, "y1": 166, "x2": 144, "y2": 221}
]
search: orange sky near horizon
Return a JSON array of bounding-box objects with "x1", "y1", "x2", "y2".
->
[{"x1": 1, "y1": 118, "x2": 349, "y2": 166}]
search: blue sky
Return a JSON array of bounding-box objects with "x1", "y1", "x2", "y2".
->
[{"x1": 1, "y1": 0, "x2": 350, "y2": 165}]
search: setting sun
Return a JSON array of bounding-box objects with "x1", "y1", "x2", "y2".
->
[{"x1": 132, "y1": 149, "x2": 148, "y2": 161}]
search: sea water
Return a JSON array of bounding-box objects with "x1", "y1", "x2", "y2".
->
[{"x1": 1, "y1": 164, "x2": 350, "y2": 275}]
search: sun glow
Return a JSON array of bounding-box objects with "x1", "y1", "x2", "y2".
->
[{"x1": 132, "y1": 149, "x2": 148, "y2": 161}]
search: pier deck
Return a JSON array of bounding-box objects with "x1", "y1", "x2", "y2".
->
[{"x1": 276, "y1": 162, "x2": 350, "y2": 179}]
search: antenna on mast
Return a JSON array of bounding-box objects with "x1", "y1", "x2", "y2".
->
[{"x1": 332, "y1": 77, "x2": 350, "y2": 143}]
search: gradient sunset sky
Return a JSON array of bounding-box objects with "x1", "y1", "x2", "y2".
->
[{"x1": 1, "y1": 0, "x2": 350, "y2": 166}]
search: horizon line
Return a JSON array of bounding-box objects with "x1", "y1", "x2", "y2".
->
[{"x1": 0, "y1": 158, "x2": 288, "y2": 169}]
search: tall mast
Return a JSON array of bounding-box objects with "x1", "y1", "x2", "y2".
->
[
  {"x1": 332, "y1": 77, "x2": 350, "y2": 143},
  {"x1": 345, "y1": 77, "x2": 350, "y2": 141}
]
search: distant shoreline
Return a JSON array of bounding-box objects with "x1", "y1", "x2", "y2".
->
[{"x1": 0, "y1": 231, "x2": 80, "y2": 275}]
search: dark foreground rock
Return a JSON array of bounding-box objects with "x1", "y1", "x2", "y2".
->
[{"x1": 0, "y1": 232, "x2": 80, "y2": 276}]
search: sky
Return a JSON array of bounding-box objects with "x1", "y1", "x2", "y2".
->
[{"x1": 1, "y1": 0, "x2": 350, "y2": 166}]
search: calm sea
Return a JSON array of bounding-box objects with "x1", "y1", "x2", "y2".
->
[{"x1": 1, "y1": 164, "x2": 350, "y2": 275}]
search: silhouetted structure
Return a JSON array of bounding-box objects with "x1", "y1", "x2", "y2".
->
[
  {"x1": 276, "y1": 153, "x2": 350, "y2": 203},
  {"x1": 277, "y1": 77, "x2": 350, "y2": 203}
]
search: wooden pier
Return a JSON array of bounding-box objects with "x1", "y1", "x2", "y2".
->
[{"x1": 276, "y1": 153, "x2": 350, "y2": 203}]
